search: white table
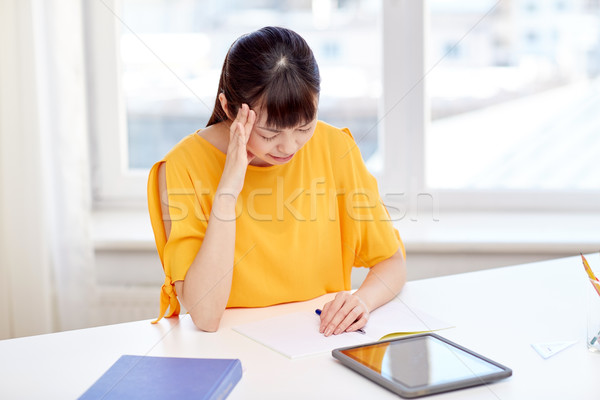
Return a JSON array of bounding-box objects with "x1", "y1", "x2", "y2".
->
[{"x1": 1, "y1": 255, "x2": 598, "y2": 399}]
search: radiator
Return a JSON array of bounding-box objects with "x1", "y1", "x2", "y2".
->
[{"x1": 91, "y1": 286, "x2": 159, "y2": 326}]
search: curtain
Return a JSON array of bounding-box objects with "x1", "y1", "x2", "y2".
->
[{"x1": 0, "y1": 0, "x2": 94, "y2": 338}]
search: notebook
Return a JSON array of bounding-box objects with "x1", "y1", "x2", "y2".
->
[
  {"x1": 78, "y1": 355, "x2": 242, "y2": 400},
  {"x1": 233, "y1": 299, "x2": 452, "y2": 358}
]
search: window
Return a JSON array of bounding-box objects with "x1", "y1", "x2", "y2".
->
[
  {"x1": 87, "y1": 0, "x2": 382, "y2": 204},
  {"x1": 425, "y1": 0, "x2": 600, "y2": 210},
  {"x1": 87, "y1": 0, "x2": 600, "y2": 212}
]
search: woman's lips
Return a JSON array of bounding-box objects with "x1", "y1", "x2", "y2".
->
[{"x1": 269, "y1": 153, "x2": 294, "y2": 162}]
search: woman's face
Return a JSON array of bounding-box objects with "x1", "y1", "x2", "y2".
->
[{"x1": 246, "y1": 106, "x2": 317, "y2": 167}]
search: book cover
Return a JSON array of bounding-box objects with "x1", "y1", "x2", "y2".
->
[{"x1": 79, "y1": 355, "x2": 242, "y2": 400}]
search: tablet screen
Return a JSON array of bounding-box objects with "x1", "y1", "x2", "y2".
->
[{"x1": 339, "y1": 335, "x2": 505, "y2": 388}]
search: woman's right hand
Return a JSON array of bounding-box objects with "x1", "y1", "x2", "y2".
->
[
  {"x1": 178, "y1": 104, "x2": 256, "y2": 331},
  {"x1": 217, "y1": 103, "x2": 256, "y2": 200}
]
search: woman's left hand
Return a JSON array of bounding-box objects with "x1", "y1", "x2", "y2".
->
[{"x1": 319, "y1": 292, "x2": 369, "y2": 336}]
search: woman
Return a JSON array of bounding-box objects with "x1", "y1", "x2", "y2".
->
[{"x1": 148, "y1": 26, "x2": 406, "y2": 335}]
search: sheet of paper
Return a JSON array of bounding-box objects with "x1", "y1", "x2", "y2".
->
[
  {"x1": 232, "y1": 299, "x2": 453, "y2": 359},
  {"x1": 531, "y1": 341, "x2": 577, "y2": 359}
]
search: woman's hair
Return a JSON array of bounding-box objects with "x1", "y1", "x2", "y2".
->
[{"x1": 207, "y1": 26, "x2": 320, "y2": 129}]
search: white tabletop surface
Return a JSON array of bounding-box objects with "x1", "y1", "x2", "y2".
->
[{"x1": 1, "y1": 254, "x2": 599, "y2": 399}]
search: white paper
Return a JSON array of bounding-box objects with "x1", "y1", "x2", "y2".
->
[
  {"x1": 233, "y1": 299, "x2": 453, "y2": 358},
  {"x1": 531, "y1": 341, "x2": 577, "y2": 359}
]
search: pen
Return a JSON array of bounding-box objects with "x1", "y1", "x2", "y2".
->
[{"x1": 315, "y1": 309, "x2": 366, "y2": 335}]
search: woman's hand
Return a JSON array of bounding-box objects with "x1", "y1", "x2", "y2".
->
[
  {"x1": 317, "y1": 251, "x2": 405, "y2": 337},
  {"x1": 319, "y1": 292, "x2": 370, "y2": 336},
  {"x1": 217, "y1": 104, "x2": 256, "y2": 200}
]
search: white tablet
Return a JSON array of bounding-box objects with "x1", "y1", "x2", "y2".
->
[{"x1": 332, "y1": 333, "x2": 512, "y2": 398}]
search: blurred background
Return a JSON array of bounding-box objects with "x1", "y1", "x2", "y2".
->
[{"x1": 1, "y1": 0, "x2": 599, "y2": 339}]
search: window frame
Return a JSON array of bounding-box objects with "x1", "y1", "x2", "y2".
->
[
  {"x1": 86, "y1": 0, "x2": 147, "y2": 206},
  {"x1": 381, "y1": 0, "x2": 600, "y2": 213},
  {"x1": 87, "y1": 0, "x2": 600, "y2": 212}
]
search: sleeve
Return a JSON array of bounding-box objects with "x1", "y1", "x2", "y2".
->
[
  {"x1": 162, "y1": 156, "x2": 209, "y2": 283},
  {"x1": 336, "y1": 128, "x2": 405, "y2": 268},
  {"x1": 147, "y1": 156, "x2": 209, "y2": 323}
]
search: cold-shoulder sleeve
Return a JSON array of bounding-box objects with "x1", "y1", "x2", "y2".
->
[{"x1": 147, "y1": 155, "x2": 210, "y2": 323}]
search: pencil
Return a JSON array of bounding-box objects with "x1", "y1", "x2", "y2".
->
[{"x1": 581, "y1": 254, "x2": 600, "y2": 297}]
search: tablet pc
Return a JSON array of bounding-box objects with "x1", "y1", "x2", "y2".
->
[{"x1": 332, "y1": 333, "x2": 512, "y2": 398}]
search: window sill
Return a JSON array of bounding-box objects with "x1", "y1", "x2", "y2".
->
[
  {"x1": 391, "y1": 211, "x2": 600, "y2": 254},
  {"x1": 92, "y1": 209, "x2": 600, "y2": 255},
  {"x1": 92, "y1": 208, "x2": 156, "y2": 251}
]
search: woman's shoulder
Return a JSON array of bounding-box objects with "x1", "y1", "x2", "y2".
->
[
  {"x1": 314, "y1": 119, "x2": 355, "y2": 143},
  {"x1": 313, "y1": 120, "x2": 360, "y2": 158},
  {"x1": 148, "y1": 131, "x2": 208, "y2": 177},
  {"x1": 163, "y1": 126, "x2": 224, "y2": 163},
  {"x1": 162, "y1": 132, "x2": 199, "y2": 160}
]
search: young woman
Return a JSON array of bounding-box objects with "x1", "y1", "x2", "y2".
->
[{"x1": 148, "y1": 26, "x2": 406, "y2": 336}]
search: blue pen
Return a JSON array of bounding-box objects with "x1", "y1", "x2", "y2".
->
[{"x1": 315, "y1": 309, "x2": 366, "y2": 335}]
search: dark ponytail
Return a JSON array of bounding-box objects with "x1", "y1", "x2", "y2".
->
[{"x1": 207, "y1": 26, "x2": 320, "y2": 129}]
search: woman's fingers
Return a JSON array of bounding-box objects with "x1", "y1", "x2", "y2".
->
[
  {"x1": 319, "y1": 292, "x2": 369, "y2": 336},
  {"x1": 230, "y1": 104, "x2": 255, "y2": 151},
  {"x1": 218, "y1": 103, "x2": 255, "y2": 197},
  {"x1": 345, "y1": 314, "x2": 368, "y2": 333},
  {"x1": 332, "y1": 305, "x2": 363, "y2": 335},
  {"x1": 244, "y1": 109, "x2": 256, "y2": 142},
  {"x1": 318, "y1": 294, "x2": 342, "y2": 334}
]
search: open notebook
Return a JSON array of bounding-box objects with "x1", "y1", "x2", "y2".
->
[{"x1": 233, "y1": 299, "x2": 453, "y2": 359}]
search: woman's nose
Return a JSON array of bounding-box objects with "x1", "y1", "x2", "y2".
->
[{"x1": 277, "y1": 133, "x2": 296, "y2": 154}]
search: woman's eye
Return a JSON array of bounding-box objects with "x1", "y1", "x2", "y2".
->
[{"x1": 262, "y1": 135, "x2": 276, "y2": 141}]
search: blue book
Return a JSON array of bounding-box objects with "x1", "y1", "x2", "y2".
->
[{"x1": 79, "y1": 355, "x2": 242, "y2": 400}]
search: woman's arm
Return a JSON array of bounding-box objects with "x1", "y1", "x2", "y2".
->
[
  {"x1": 318, "y1": 250, "x2": 406, "y2": 336},
  {"x1": 172, "y1": 193, "x2": 237, "y2": 332},
  {"x1": 164, "y1": 104, "x2": 256, "y2": 332}
]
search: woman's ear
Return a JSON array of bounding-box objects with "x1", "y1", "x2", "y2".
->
[{"x1": 218, "y1": 93, "x2": 235, "y2": 120}]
